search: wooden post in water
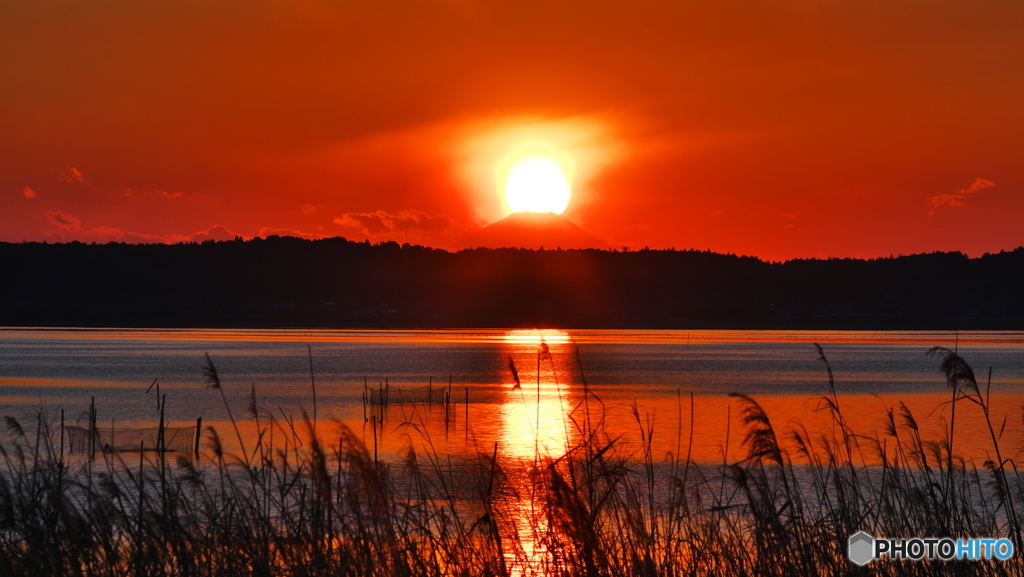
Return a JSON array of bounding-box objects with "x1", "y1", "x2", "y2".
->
[
  {"x1": 194, "y1": 417, "x2": 202, "y2": 460},
  {"x1": 158, "y1": 394, "x2": 166, "y2": 453},
  {"x1": 138, "y1": 442, "x2": 145, "y2": 529},
  {"x1": 59, "y1": 409, "x2": 64, "y2": 468},
  {"x1": 443, "y1": 377, "x2": 450, "y2": 427},
  {"x1": 536, "y1": 350, "x2": 541, "y2": 465},
  {"x1": 371, "y1": 414, "x2": 378, "y2": 465},
  {"x1": 307, "y1": 343, "x2": 317, "y2": 432},
  {"x1": 89, "y1": 396, "x2": 96, "y2": 461},
  {"x1": 159, "y1": 393, "x2": 167, "y2": 513}
]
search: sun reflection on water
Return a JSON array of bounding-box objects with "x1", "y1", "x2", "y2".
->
[
  {"x1": 500, "y1": 393, "x2": 572, "y2": 460},
  {"x1": 501, "y1": 329, "x2": 574, "y2": 346},
  {"x1": 495, "y1": 330, "x2": 581, "y2": 576},
  {"x1": 498, "y1": 329, "x2": 577, "y2": 460}
]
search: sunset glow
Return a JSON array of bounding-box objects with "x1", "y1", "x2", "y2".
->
[
  {"x1": 503, "y1": 156, "x2": 572, "y2": 214},
  {"x1": 2, "y1": 1, "x2": 1022, "y2": 259}
]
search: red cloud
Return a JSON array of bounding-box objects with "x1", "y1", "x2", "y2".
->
[
  {"x1": 332, "y1": 209, "x2": 464, "y2": 247},
  {"x1": 89, "y1": 226, "x2": 184, "y2": 243},
  {"x1": 40, "y1": 213, "x2": 247, "y2": 244},
  {"x1": 44, "y1": 210, "x2": 82, "y2": 232},
  {"x1": 928, "y1": 178, "x2": 995, "y2": 215},
  {"x1": 187, "y1": 225, "x2": 241, "y2": 242},
  {"x1": 59, "y1": 166, "x2": 84, "y2": 184},
  {"x1": 256, "y1": 227, "x2": 327, "y2": 240}
]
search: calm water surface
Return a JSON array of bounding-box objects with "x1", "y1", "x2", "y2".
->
[{"x1": 1, "y1": 328, "x2": 1022, "y2": 463}]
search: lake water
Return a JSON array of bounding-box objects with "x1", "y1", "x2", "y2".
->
[{"x1": 1, "y1": 328, "x2": 1023, "y2": 464}]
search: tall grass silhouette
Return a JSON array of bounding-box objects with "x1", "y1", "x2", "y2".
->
[{"x1": 0, "y1": 345, "x2": 1021, "y2": 575}]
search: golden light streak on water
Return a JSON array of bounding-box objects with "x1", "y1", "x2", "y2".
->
[
  {"x1": 495, "y1": 330, "x2": 579, "y2": 576},
  {"x1": 499, "y1": 387, "x2": 572, "y2": 461}
]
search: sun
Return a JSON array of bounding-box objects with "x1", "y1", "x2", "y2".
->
[{"x1": 503, "y1": 155, "x2": 572, "y2": 214}]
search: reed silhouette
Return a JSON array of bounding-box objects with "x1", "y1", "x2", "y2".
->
[{"x1": 0, "y1": 346, "x2": 1021, "y2": 575}]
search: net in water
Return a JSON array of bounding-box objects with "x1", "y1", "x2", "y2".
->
[{"x1": 66, "y1": 424, "x2": 196, "y2": 454}]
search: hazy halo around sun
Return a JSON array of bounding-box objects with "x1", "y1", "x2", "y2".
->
[{"x1": 502, "y1": 152, "x2": 573, "y2": 214}]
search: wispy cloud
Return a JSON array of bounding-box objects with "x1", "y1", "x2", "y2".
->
[
  {"x1": 928, "y1": 178, "x2": 995, "y2": 215},
  {"x1": 59, "y1": 165, "x2": 84, "y2": 184},
  {"x1": 44, "y1": 210, "x2": 82, "y2": 233},
  {"x1": 88, "y1": 226, "x2": 179, "y2": 243},
  {"x1": 41, "y1": 213, "x2": 247, "y2": 244},
  {"x1": 94, "y1": 224, "x2": 243, "y2": 244},
  {"x1": 187, "y1": 225, "x2": 240, "y2": 243},
  {"x1": 22, "y1": 186, "x2": 36, "y2": 199},
  {"x1": 300, "y1": 204, "x2": 318, "y2": 215},
  {"x1": 256, "y1": 227, "x2": 327, "y2": 240},
  {"x1": 333, "y1": 209, "x2": 464, "y2": 246},
  {"x1": 157, "y1": 190, "x2": 183, "y2": 199},
  {"x1": 36, "y1": 209, "x2": 453, "y2": 247},
  {"x1": 333, "y1": 212, "x2": 392, "y2": 236}
]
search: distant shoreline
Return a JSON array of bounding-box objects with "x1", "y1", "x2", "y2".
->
[
  {"x1": 4, "y1": 237, "x2": 1023, "y2": 330},
  {"x1": 2, "y1": 326, "x2": 1022, "y2": 345},
  {"x1": 2, "y1": 317, "x2": 1023, "y2": 331}
]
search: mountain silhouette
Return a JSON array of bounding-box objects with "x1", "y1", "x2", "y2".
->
[{"x1": 456, "y1": 211, "x2": 609, "y2": 250}]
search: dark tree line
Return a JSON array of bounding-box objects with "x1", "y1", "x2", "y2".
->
[{"x1": 2, "y1": 237, "x2": 1022, "y2": 328}]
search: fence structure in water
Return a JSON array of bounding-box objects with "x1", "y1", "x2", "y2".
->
[
  {"x1": 60, "y1": 396, "x2": 202, "y2": 458},
  {"x1": 364, "y1": 381, "x2": 455, "y2": 407},
  {"x1": 65, "y1": 424, "x2": 198, "y2": 455}
]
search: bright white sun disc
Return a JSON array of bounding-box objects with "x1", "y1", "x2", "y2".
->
[{"x1": 504, "y1": 156, "x2": 571, "y2": 214}]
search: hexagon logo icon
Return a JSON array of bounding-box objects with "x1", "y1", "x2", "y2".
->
[{"x1": 848, "y1": 531, "x2": 874, "y2": 566}]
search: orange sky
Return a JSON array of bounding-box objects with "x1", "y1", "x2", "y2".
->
[{"x1": 3, "y1": 1, "x2": 1023, "y2": 261}]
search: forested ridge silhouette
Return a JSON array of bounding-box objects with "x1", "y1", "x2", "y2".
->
[{"x1": 2, "y1": 236, "x2": 1022, "y2": 328}]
